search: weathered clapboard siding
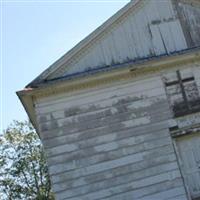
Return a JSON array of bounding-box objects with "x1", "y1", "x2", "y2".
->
[
  {"x1": 39, "y1": 98, "x2": 169, "y2": 135},
  {"x1": 36, "y1": 77, "x2": 168, "y2": 143},
  {"x1": 56, "y1": 175, "x2": 181, "y2": 199},
  {"x1": 36, "y1": 93, "x2": 164, "y2": 121},
  {"x1": 48, "y1": 0, "x2": 191, "y2": 79},
  {"x1": 103, "y1": 181, "x2": 187, "y2": 200},
  {"x1": 35, "y1": 76, "x2": 164, "y2": 110},
  {"x1": 47, "y1": 129, "x2": 170, "y2": 163},
  {"x1": 37, "y1": 94, "x2": 167, "y2": 128},
  {"x1": 35, "y1": 77, "x2": 166, "y2": 124},
  {"x1": 47, "y1": 133, "x2": 172, "y2": 174},
  {"x1": 57, "y1": 170, "x2": 182, "y2": 200},
  {"x1": 50, "y1": 142, "x2": 173, "y2": 180},
  {"x1": 33, "y1": 66, "x2": 200, "y2": 200},
  {"x1": 136, "y1": 186, "x2": 186, "y2": 200},
  {"x1": 34, "y1": 73, "x2": 188, "y2": 200},
  {"x1": 45, "y1": 120, "x2": 170, "y2": 155},
  {"x1": 41, "y1": 120, "x2": 170, "y2": 151},
  {"x1": 52, "y1": 150, "x2": 177, "y2": 184},
  {"x1": 53, "y1": 161, "x2": 180, "y2": 199}
]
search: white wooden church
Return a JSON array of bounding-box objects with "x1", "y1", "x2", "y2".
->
[{"x1": 18, "y1": 0, "x2": 200, "y2": 199}]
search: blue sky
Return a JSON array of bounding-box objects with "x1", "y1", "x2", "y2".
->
[{"x1": 1, "y1": 0, "x2": 129, "y2": 132}]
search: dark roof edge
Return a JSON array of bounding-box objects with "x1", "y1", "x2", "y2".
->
[{"x1": 27, "y1": 46, "x2": 200, "y2": 88}]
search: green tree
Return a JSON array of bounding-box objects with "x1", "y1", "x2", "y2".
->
[{"x1": 0, "y1": 120, "x2": 54, "y2": 200}]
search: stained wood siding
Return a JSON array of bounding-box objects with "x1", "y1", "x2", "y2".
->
[
  {"x1": 35, "y1": 74, "x2": 190, "y2": 200},
  {"x1": 48, "y1": 0, "x2": 192, "y2": 79}
]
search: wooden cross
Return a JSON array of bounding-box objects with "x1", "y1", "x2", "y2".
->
[{"x1": 165, "y1": 70, "x2": 195, "y2": 111}]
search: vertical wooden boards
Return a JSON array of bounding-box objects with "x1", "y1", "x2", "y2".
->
[
  {"x1": 150, "y1": 19, "x2": 187, "y2": 55},
  {"x1": 54, "y1": 0, "x2": 191, "y2": 78},
  {"x1": 177, "y1": 1, "x2": 200, "y2": 47},
  {"x1": 169, "y1": 20, "x2": 187, "y2": 51},
  {"x1": 149, "y1": 24, "x2": 166, "y2": 55}
]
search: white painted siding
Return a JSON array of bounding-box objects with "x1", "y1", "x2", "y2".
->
[{"x1": 35, "y1": 74, "x2": 189, "y2": 200}]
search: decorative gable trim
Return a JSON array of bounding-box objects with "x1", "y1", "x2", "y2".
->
[
  {"x1": 27, "y1": 0, "x2": 200, "y2": 88},
  {"x1": 23, "y1": 49, "x2": 200, "y2": 98},
  {"x1": 27, "y1": 0, "x2": 144, "y2": 87}
]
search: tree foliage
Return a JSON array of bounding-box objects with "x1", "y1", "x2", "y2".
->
[{"x1": 0, "y1": 120, "x2": 54, "y2": 200}]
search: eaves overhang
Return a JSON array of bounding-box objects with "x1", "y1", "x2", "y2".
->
[
  {"x1": 29, "y1": 47, "x2": 200, "y2": 89},
  {"x1": 26, "y1": 0, "x2": 200, "y2": 87},
  {"x1": 17, "y1": 48, "x2": 200, "y2": 136}
]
